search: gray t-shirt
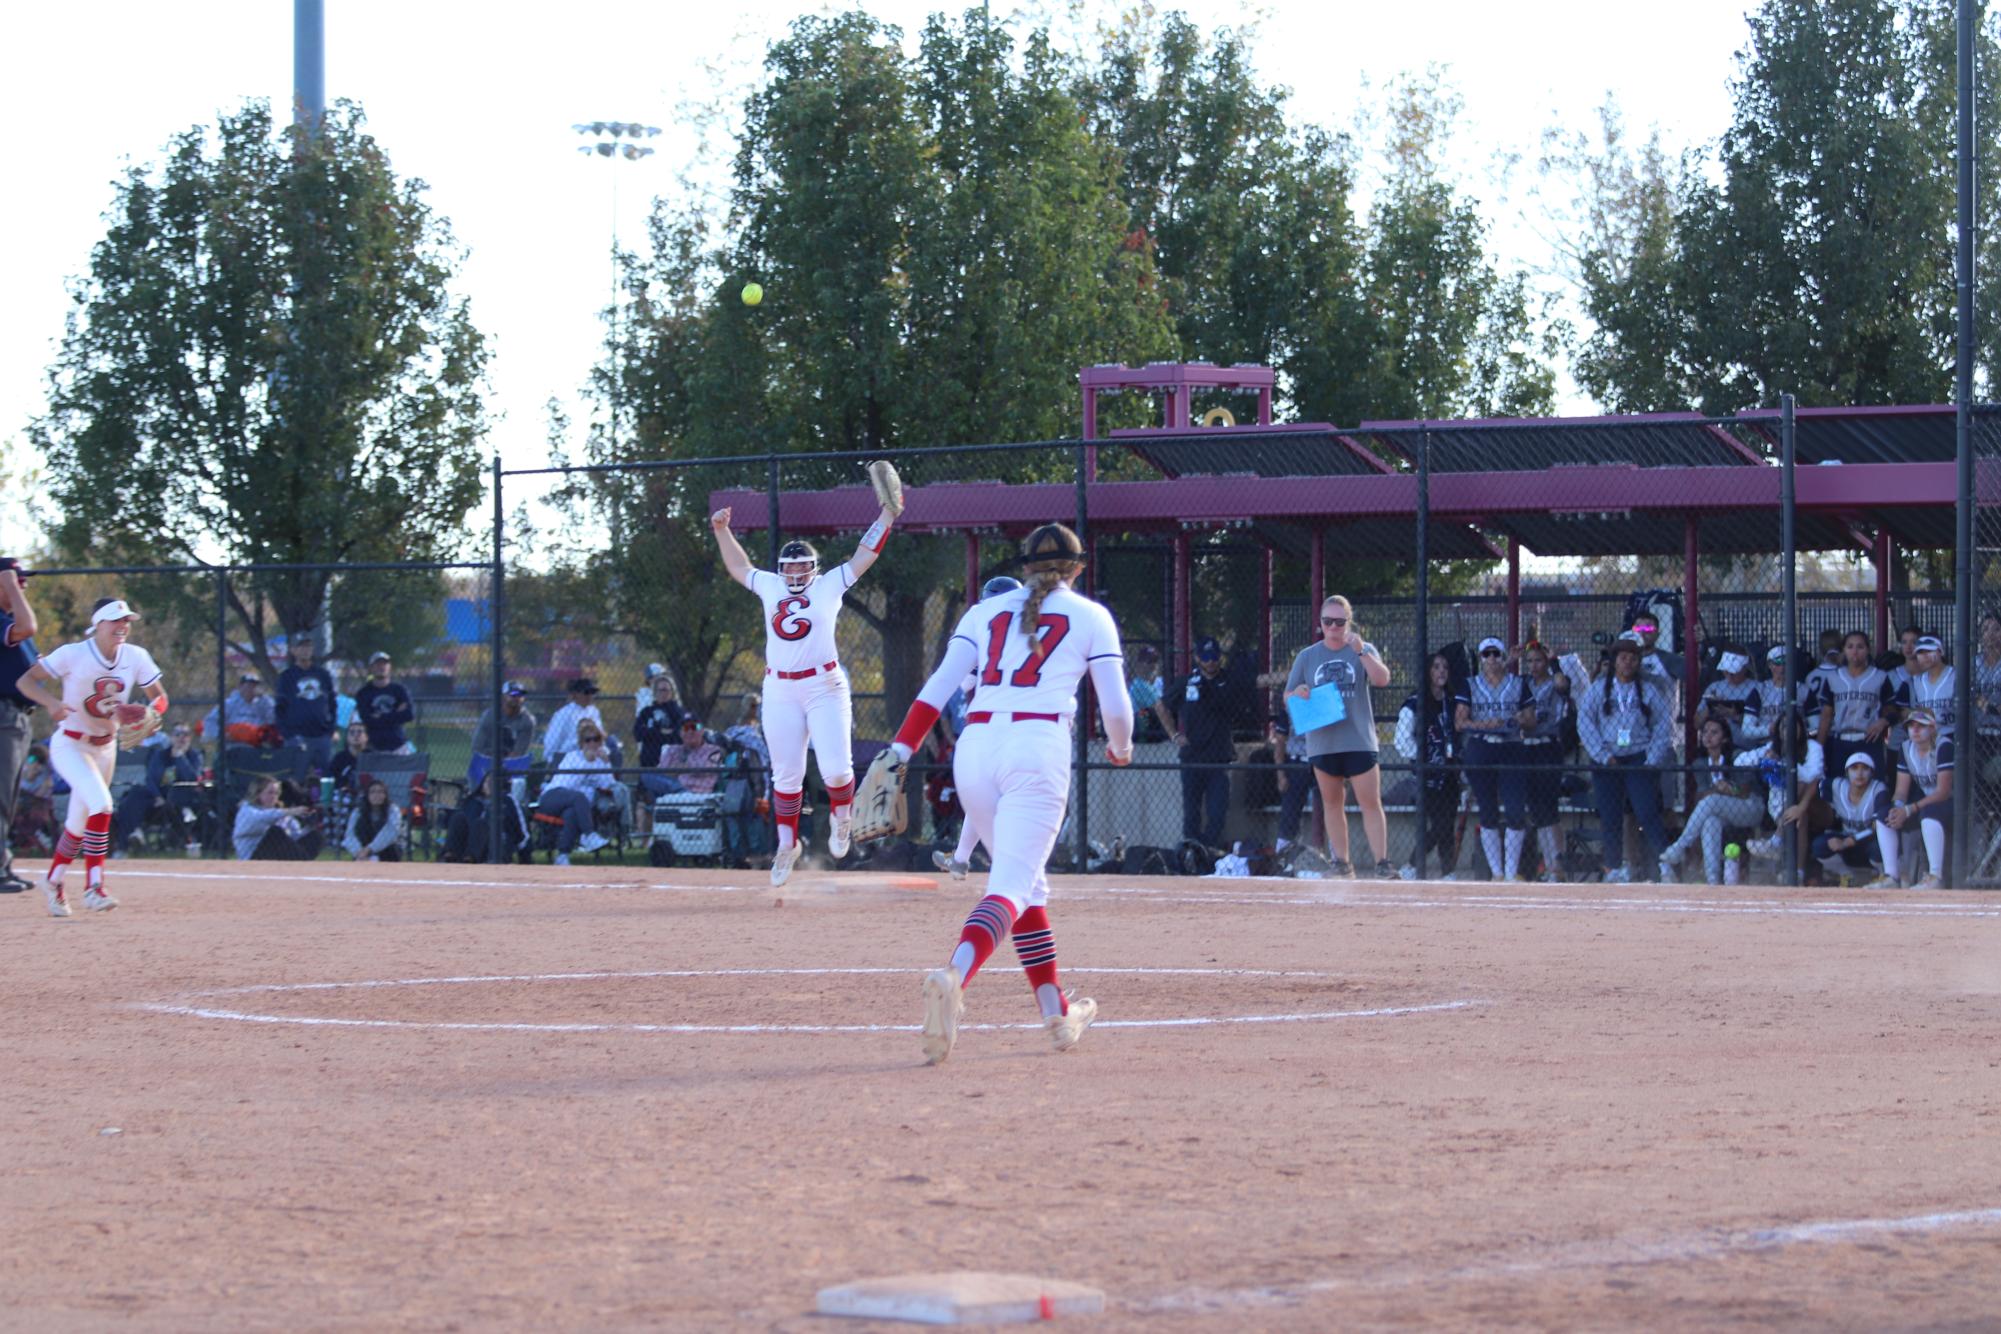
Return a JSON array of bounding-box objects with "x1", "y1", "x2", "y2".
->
[{"x1": 1286, "y1": 641, "x2": 1379, "y2": 757}]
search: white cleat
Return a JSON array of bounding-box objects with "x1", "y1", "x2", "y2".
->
[
  {"x1": 931, "y1": 850, "x2": 969, "y2": 881},
  {"x1": 576, "y1": 832, "x2": 609, "y2": 855},
  {"x1": 770, "y1": 841, "x2": 802, "y2": 888},
  {"x1": 1916, "y1": 874, "x2": 1943, "y2": 890},
  {"x1": 1045, "y1": 993, "x2": 1098, "y2": 1053},
  {"x1": 44, "y1": 878, "x2": 70, "y2": 918},
  {"x1": 828, "y1": 813, "x2": 853, "y2": 859},
  {"x1": 82, "y1": 887, "x2": 119, "y2": 912},
  {"x1": 920, "y1": 967, "x2": 965, "y2": 1066},
  {"x1": 1863, "y1": 874, "x2": 1900, "y2": 890},
  {"x1": 553, "y1": 852, "x2": 570, "y2": 867}
]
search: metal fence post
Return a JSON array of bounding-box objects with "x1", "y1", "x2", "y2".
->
[
  {"x1": 1953, "y1": 0, "x2": 1977, "y2": 885},
  {"x1": 214, "y1": 568, "x2": 229, "y2": 852},
  {"x1": 1781, "y1": 394, "x2": 1798, "y2": 888},
  {"x1": 489, "y1": 454, "x2": 506, "y2": 868},
  {"x1": 1074, "y1": 439, "x2": 1090, "y2": 868},
  {"x1": 1414, "y1": 427, "x2": 1430, "y2": 877}
]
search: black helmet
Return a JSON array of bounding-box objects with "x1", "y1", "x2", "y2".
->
[
  {"x1": 1018, "y1": 522, "x2": 1085, "y2": 567},
  {"x1": 981, "y1": 575, "x2": 1022, "y2": 599},
  {"x1": 778, "y1": 539, "x2": 819, "y2": 593}
]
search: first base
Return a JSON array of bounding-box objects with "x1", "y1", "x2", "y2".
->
[{"x1": 816, "y1": 1271, "x2": 1104, "y2": 1324}]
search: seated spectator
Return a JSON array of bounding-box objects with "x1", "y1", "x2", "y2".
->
[
  {"x1": 1742, "y1": 712, "x2": 1831, "y2": 880},
  {"x1": 724, "y1": 697, "x2": 769, "y2": 771},
  {"x1": 1881, "y1": 707, "x2": 1952, "y2": 889},
  {"x1": 1811, "y1": 752, "x2": 1890, "y2": 884},
  {"x1": 441, "y1": 768, "x2": 529, "y2": 864},
  {"x1": 633, "y1": 668, "x2": 685, "y2": 769},
  {"x1": 276, "y1": 635, "x2": 338, "y2": 770},
  {"x1": 10, "y1": 742, "x2": 56, "y2": 854},
  {"x1": 328, "y1": 721, "x2": 370, "y2": 825},
  {"x1": 650, "y1": 717, "x2": 723, "y2": 798},
  {"x1": 233, "y1": 775, "x2": 324, "y2": 861},
  {"x1": 355, "y1": 651, "x2": 417, "y2": 755},
  {"x1": 1658, "y1": 717, "x2": 1762, "y2": 885},
  {"x1": 342, "y1": 778, "x2": 403, "y2": 863},
  {"x1": 204, "y1": 673, "x2": 279, "y2": 747},
  {"x1": 721, "y1": 699, "x2": 770, "y2": 862},
  {"x1": 541, "y1": 677, "x2": 603, "y2": 768},
  {"x1": 470, "y1": 681, "x2": 538, "y2": 791},
  {"x1": 113, "y1": 722, "x2": 205, "y2": 854},
  {"x1": 1697, "y1": 647, "x2": 1765, "y2": 749},
  {"x1": 1578, "y1": 636, "x2": 1674, "y2": 883},
  {"x1": 538, "y1": 723, "x2": 622, "y2": 865}
]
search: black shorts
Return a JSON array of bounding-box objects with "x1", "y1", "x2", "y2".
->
[{"x1": 1311, "y1": 751, "x2": 1379, "y2": 779}]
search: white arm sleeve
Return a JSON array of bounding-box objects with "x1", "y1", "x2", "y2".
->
[
  {"x1": 1089, "y1": 655, "x2": 1135, "y2": 755},
  {"x1": 1394, "y1": 704, "x2": 1419, "y2": 759},
  {"x1": 914, "y1": 634, "x2": 982, "y2": 713}
]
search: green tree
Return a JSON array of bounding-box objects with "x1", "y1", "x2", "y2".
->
[{"x1": 32, "y1": 101, "x2": 489, "y2": 677}]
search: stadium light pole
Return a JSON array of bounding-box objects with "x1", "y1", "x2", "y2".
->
[{"x1": 294, "y1": 0, "x2": 324, "y2": 133}]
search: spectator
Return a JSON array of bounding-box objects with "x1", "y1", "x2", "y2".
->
[
  {"x1": 1757, "y1": 645, "x2": 1809, "y2": 735},
  {"x1": 10, "y1": 742, "x2": 56, "y2": 857},
  {"x1": 354, "y1": 651, "x2": 417, "y2": 755},
  {"x1": 1658, "y1": 717, "x2": 1763, "y2": 885},
  {"x1": 1803, "y1": 628, "x2": 1846, "y2": 722},
  {"x1": 1743, "y1": 712, "x2": 1830, "y2": 881},
  {"x1": 1284, "y1": 595, "x2": 1394, "y2": 879},
  {"x1": 275, "y1": 635, "x2": 338, "y2": 770},
  {"x1": 634, "y1": 661, "x2": 669, "y2": 714},
  {"x1": 538, "y1": 723, "x2": 619, "y2": 865},
  {"x1": 722, "y1": 698, "x2": 771, "y2": 863},
  {"x1": 205, "y1": 672, "x2": 279, "y2": 748},
  {"x1": 1396, "y1": 651, "x2": 1461, "y2": 880},
  {"x1": 441, "y1": 768, "x2": 529, "y2": 864},
  {"x1": 1128, "y1": 644, "x2": 1168, "y2": 742},
  {"x1": 1813, "y1": 631, "x2": 1894, "y2": 775},
  {"x1": 112, "y1": 722, "x2": 205, "y2": 854},
  {"x1": 470, "y1": 681, "x2": 538, "y2": 793},
  {"x1": 1156, "y1": 636, "x2": 1255, "y2": 855},
  {"x1": 724, "y1": 696, "x2": 770, "y2": 772},
  {"x1": 342, "y1": 777, "x2": 403, "y2": 863},
  {"x1": 1268, "y1": 714, "x2": 1319, "y2": 866},
  {"x1": 1578, "y1": 636, "x2": 1675, "y2": 883},
  {"x1": 1811, "y1": 753, "x2": 1890, "y2": 885},
  {"x1": 1883, "y1": 707, "x2": 1952, "y2": 889},
  {"x1": 0, "y1": 555, "x2": 41, "y2": 893},
  {"x1": 329, "y1": 721, "x2": 370, "y2": 797},
  {"x1": 233, "y1": 775, "x2": 323, "y2": 861},
  {"x1": 633, "y1": 668, "x2": 686, "y2": 769},
  {"x1": 1697, "y1": 647, "x2": 1765, "y2": 749},
  {"x1": 541, "y1": 677, "x2": 604, "y2": 768},
  {"x1": 1971, "y1": 613, "x2": 2001, "y2": 790},
  {"x1": 1627, "y1": 613, "x2": 1684, "y2": 699},
  {"x1": 647, "y1": 717, "x2": 723, "y2": 799},
  {"x1": 1896, "y1": 635, "x2": 1956, "y2": 740},
  {"x1": 1520, "y1": 642, "x2": 1571, "y2": 882},
  {"x1": 1455, "y1": 636, "x2": 1532, "y2": 881}
]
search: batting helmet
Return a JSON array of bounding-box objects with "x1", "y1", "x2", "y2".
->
[
  {"x1": 981, "y1": 575, "x2": 1022, "y2": 599},
  {"x1": 1018, "y1": 522, "x2": 1084, "y2": 567},
  {"x1": 778, "y1": 539, "x2": 819, "y2": 593}
]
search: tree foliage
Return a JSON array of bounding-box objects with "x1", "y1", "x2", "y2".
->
[{"x1": 33, "y1": 101, "x2": 489, "y2": 675}]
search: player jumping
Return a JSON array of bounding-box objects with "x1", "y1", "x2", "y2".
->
[
  {"x1": 710, "y1": 461, "x2": 903, "y2": 888},
  {"x1": 14, "y1": 598, "x2": 167, "y2": 915}
]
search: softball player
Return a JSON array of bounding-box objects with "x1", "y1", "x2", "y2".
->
[
  {"x1": 711, "y1": 500, "x2": 897, "y2": 887},
  {"x1": 932, "y1": 575, "x2": 1022, "y2": 880},
  {"x1": 14, "y1": 598, "x2": 167, "y2": 915},
  {"x1": 882, "y1": 524, "x2": 1134, "y2": 1065}
]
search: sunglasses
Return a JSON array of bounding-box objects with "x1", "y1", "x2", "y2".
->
[
  {"x1": 579, "y1": 735, "x2": 605, "y2": 745},
  {"x1": 1320, "y1": 617, "x2": 1348, "y2": 627},
  {"x1": 1480, "y1": 649, "x2": 1504, "y2": 658}
]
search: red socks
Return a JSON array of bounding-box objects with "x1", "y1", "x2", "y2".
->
[
  {"x1": 1013, "y1": 906, "x2": 1064, "y2": 1013},
  {"x1": 82, "y1": 813, "x2": 112, "y2": 885},
  {"x1": 956, "y1": 895, "x2": 1017, "y2": 985},
  {"x1": 826, "y1": 778, "x2": 854, "y2": 817},
  {"x1": 49, "y1": 828, "x2": 81, "y2": 877},
  {"x1": 774, "y1": 789, "x2": 802, "y2": 847}
]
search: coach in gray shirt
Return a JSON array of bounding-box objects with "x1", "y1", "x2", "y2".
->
[{"x1": 1285, "y1": 594, "x2": 1392, "y2": 879}]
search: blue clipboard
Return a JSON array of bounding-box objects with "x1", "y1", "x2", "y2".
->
[{"x1": 1286, "y1": 682, "x2": 1347, "y2": 734}]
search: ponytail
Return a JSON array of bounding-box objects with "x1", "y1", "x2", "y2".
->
[{"x1": 1020, "y1": 561, "x2": 1081, "y2": 654}]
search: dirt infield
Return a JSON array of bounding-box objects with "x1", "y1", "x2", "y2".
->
[{"x1": 4, "y1": 861, "x2": 2000, "y2": 1331}]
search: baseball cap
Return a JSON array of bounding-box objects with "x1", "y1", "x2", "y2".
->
[
  {"x1": 1613, "y1": 633, "x2": 1644, "y2": 653},
  {"x1": 1718, "y1": 651, "x2": 1749, "y2": 674},
  {"x1": 90, "y1": 599, "x2": 141, "y2": 625},
  {"x1": 646, "y1": 662, "x2": 668, "y2": 681},
  {"x1": 1916, "y1": 635, "x2": 1944, "y2": 653},
  {"x1": 503, "y1": 681, "x2": 527, "y2": 697},
  {"x1": 567, "y1": 676, "x2": 599, "y2": 694},
  {"x1": 1195, "y1": 637, "x2": 1221, "y2": 662},
  {"x1": 1477, "y1": 636, "x2": 1505, "y2": 655},
  {"x1": 1845, "y1": 751, "x2": 1876, "y2": 772},
  {"x1": 239, "y1": 671, "x2": 261, "y2": 684},
  {"x1": 367, "y1": 651, "x2": 392, "y2": 665},
  {"x1": 1906, "y1": 707, "x2": 1939, "y2": 727},
  {"x1": 680, "y1": 716, "x2": 702, "y2": 730},
  {"x1": 1767, "y1": 645, "x2": 1789, "y2": 663}
]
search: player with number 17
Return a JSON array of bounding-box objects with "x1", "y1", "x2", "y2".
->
[{"x1": 710, "y1": 461, "x2": 904, "y2": 887}]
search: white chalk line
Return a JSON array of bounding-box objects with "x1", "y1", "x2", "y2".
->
[
  {"x1": 136, "y1": 965, "x2": 1481, "y2": 1035},
  {"x1": 1133, "y1": 1204, "x2": 2001, "y2": 1314}
]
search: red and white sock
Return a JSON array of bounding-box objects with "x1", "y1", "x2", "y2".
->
[
  {"x1": 48, "y1": 828, "x2": 81, "y2": 884},
  {"x1": 949, "y1": 895, "x2": 1017, "y2": 986},
  {"x1": 774, "y1": 789, "x2": 802, "y2": 850},
  {"x1": 826, "y1": 778, "x2": 854, "y2": 820},
  {"x1": 82, "y1": 813, "x2": 112, "y2": 888},
  {"x1": 1013, "y1": 906, "x2": 1066, "y2": 1018}
]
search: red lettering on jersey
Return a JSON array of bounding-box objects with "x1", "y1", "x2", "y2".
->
[
  {"x1": 84, "y1": 675, "x2": 124, "y2": 720},
  {"x1": 980, "y1": 613, "x2": 1071, "y2": 688},
  {"x1": 773, "y1": 596, "x2": 812, "y2": 642}
]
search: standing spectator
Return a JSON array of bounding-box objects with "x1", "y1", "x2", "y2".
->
[
  {"x1": 1155, "y1": 636, "x2": 1254, "y2": 855},
  {"x1": 1697, "y1": 648, "x2": 1765, "y2": 749},
  {"x1": 1627, "y1": 613, "x2": 1684, "y2": 699},
  {"x1": 634, "y1": 661, "x2": 669, "y2": 715},
  {"x1": 112, "y1": 723, "x2": 205, "y2": 854},
  {"x1": 1970, "y1": 614, "x2": 2001, "y2": 797},
  {"x1": 469, "y1": 681, "x2": 538, "y2": 793},
  {"x1": 648, "y1": 717, "x2": 723, "y2": 798},
  {"x1": 275, "y1": 636, "x2": 338, "y2": 770},
  {"x1": 1455, "y1": 636, "x2": 1532, "y2": 881},
  {"x1": 1520, "y1": 643, "x2": 1571, "y2": 881},
  {"x1": 1268, "y1": 715, "x2": 1318, "y2": 865},
  {"x1": 441, "y1": 767, "x2": 529, "y2": 864},
  {"x1": 633, "y1": 668, "x2": 686, "y2": 769},
  {"x1": 1284, "y1": 595, "x2": 1394, "y2": 879},
  {"x1": 1757, "y1": 646, "x2": 1809, "y2": 737},
  {"x1": 538, "y1": 723, "x2": 619, "y2": 865},
  {"x1": 1896, "y1": 635, "x2": 1956, "y2": 740},
  {"x1": 1814, "y1": 631, "x2": 1894, "y2": 774},
  {"x1": 354, "y1": 652, "x2": 417, "y2": 755},
  {"x1": 1396, "y1": 651, "x2": 1461, "y2": 880},
  {"x1": 204, "y1": 673, "x2": 279, "y2": 748},
  {"x1": 0, "y1": 555, "x2": 41, "y2": 893},
  {"x1": 541, "y1": 677, "x2": 604, "y2": 769},
  {"x1": 342, "y1": 778, "x2": 403, "y2": 862},
  {"x1": 1811, "y1": 753, "x2": 1891, "y2": 884},
  {"x1": 724, "y1": 696, "x2": 770, "y2": 772},
  {"x1": 1658, "y1": 717, "x2": 1763, "y2": 885},
  {"x1": 1803, "y1": 628, "x2": 1846, "y2": 725},
  {"x1": 1578, "y1": 636, "x2": 1676, "y2": 883},
  {"x1": 1883, "y1": 707, "x2": 1953, "y2": 888},
  {"x1": 233, "y1": 776, "x2": 323, "y2": 861},
  {"x1": 1128, "y1": 644, "x2": 1168, "y2": 742}
]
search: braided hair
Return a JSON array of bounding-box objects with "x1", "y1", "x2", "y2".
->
[{"x1": 1018, "y1": 523, "x2": 1085, "y2": 655}]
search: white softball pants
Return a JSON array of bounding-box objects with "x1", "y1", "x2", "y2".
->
[
  {"x1": 953, "y1": 717, "x2": 1070, "y2": 916},
  {"x1": 50, "y1": 730, "x2": 116, "y2": 836},
  {"x1": 761, "y1": 668, "x2": 856, "y2": 794}
]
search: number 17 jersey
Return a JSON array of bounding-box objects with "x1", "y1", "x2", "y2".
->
[{"x1": 949, "y1": 584, "x2": 1121, "y2": 721}]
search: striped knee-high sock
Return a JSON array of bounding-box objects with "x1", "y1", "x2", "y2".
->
[
  {"x1": 1013, "y1": 905, "x2": 1066, "y2": 1018},
  {"x1": 826, "y1": 778, "x2": 854, "y2": 817},
  {"x1": 48, "y1": 828, "x2": 82, "y2": 882},
  {"x1": 82, "y1": 813, "x2": 112, "y2": 885},
  {"x1": 949, "y1": 895, "x2": 1016, "y2": 987},
  {"x1": 774, "y1": 789, "x2": 802, "y2": 849}
]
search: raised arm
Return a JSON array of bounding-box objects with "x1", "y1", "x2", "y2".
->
[
  {"x1": 0, "y1": 564, "x2": 36, "y2": 644},
  {"x1": 709, "y1": 507, "x2": 756, "y2": 589},
  {"x1": 842, "y1": 505, "x2": 897, "y2": 583},
  {"x1": 1356, "y1": 639, "x2": 1391, "y2": 688}
]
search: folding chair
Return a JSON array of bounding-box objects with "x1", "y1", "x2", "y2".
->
[{"x1": 355, "y1": 752, "x2": 431, "y2": 859}]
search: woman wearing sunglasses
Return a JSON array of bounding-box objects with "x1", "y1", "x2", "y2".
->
[{"x1": 1285, "y1": 595, "x2": 1393, "y2": 878}]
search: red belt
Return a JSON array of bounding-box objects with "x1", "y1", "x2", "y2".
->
[
  {"x1": 62, "y1": 729, "x2": 114, "y2": 747},
  {"x1": 769, "y1": 661, "x2": 838, "y2": 681},
  {"x1": 966, "y1": 711, "x2": 1062, "y2": 724}
]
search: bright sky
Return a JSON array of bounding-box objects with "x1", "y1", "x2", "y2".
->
[{"x1": 0, "y1": 1, "x2": 1759, "y2": 554}]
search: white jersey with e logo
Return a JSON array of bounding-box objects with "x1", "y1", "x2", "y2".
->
[
  {"x1": 946, "y1": 585, "x2": 1121, "y2": 721},
  {"x1": 743, "y1": 564, "x2": 861, "y2": 675},
  {"x1": 40, "y1": 639, "x2": 162, "y2": 740}
]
